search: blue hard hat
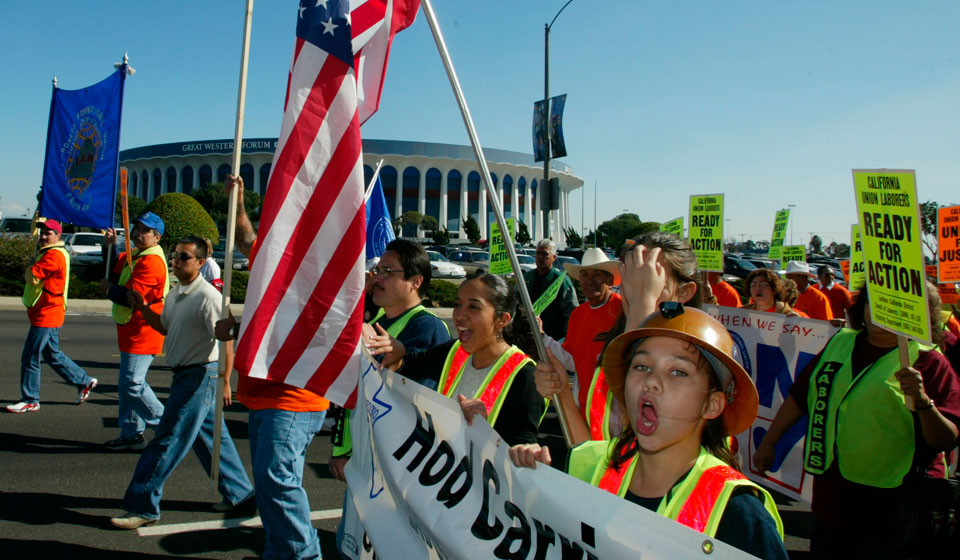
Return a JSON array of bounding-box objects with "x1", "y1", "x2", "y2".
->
[{"x1": 134, "y1": 212, "x2": 165, "y2": 236}]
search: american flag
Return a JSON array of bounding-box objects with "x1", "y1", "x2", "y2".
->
[{"x1": 234, "y1": 0, "x2": 419, "y2": 407}]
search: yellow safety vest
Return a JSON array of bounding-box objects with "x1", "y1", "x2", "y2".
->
[
  {"x1": 112, "y1": 245, "x2": 169, "y2": 325},
  {"x1": 438, "y1": 341, "x2": 534, "y2": 427},
  {"x1": 22, "y1": 243, "x2": 70, "y2": 309},
  {"x1": 804, "y1": 328, "x2": 922, "y2": 488},
  {"x1": 568, "y1": 441, "x2": 784, "y2": 539}
]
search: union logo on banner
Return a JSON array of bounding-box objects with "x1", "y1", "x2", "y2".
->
[{"x1": 61, "y1": 106, "x2": 107, "y2": 213}]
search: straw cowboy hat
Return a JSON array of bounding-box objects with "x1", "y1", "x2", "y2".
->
[{"x1": 563, "y1": 247, "x2": 621, "y2": 285}]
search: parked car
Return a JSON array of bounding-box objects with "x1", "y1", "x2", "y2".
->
[
  {"x1": 212, "y1": 242, "x2": 249, "y2": 270},
  {"x1": 426, "y1": 250, "x2": 466, "y2": 279},
  {"x1": 553, "y1": 255, "x2": 580, "y2": 272},
  {"x1": 515, "y1": 254, "x2": 537, "y2": 273},
  {"x1": 65, "y1": 231, "x2": 105, "y2": 257},
  {"x1": 426, "y1": 245, "x2": 450, "y2": 258},
  {"x1": 723, "y1": 255, "x2": 757, "y2": 280},
  {"x1": 748, "y1": 258, "x2": 780, "y2": 271},
  {"x1": 447, "y1": 250, "x2": 489, "y2": 275},
  {"x1": 1, "y1": 216, "x2": 32, "y2": 235}
]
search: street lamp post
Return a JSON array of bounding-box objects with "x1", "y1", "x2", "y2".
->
[
  {"x1": 542, "y1": 0, "x2": 575, "y2": 242},
  {"x1": 787, "y1": 204, "x2": 797, "y2": 245}
]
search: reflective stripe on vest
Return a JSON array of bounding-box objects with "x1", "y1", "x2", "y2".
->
[
  {"x1": 113, "y1": 245, "x2": 169, "y2": 325},
  {"x1": 803, "y1": 329, "x2": 920, "y2": 488},
  {"x1": 585, "y1": 366, "x2": 613, "y2": 441},
  {"x1": 23, "y1": 244, "x2": 70, "y2": 309},
  {"x1": 437, "y1": 341, "x2": 534, "y2": 426},
  {"x1": 570, "y1": 444, "x2": 784, "y2": 539},
  {"x1": 369, "y1": 304, "x2": 446, "y2": 338}
]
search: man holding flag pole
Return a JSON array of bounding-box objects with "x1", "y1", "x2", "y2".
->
[{"x1": 211, "y1": 2, "x2": 421, "y2": 557}]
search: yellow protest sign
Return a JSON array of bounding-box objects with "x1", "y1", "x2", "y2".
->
[
  {"x1": 779, "y1": 245, "x2": 805, "y2": 267},
  {"x1": 767, "y1": 209, "x2": 790, "y2": 260},
  {"x1": 659, "y1": 216, "x2": 684, "y2": 237},
  {"x1": 938, "y1": 205, "x2": 960, "y2": 282},
  {"x1": 853, "y1": 169, "x2": 929, "y2": 343},
  {"x1": 848, "y1": 224, "x2": 866, "y2": 291},
  {"x1": 688, "y1": 194, "x2": 724, "y2": 272},
  {"x1": 487, "y1": 218, "x2": 515, "y2": 275}
]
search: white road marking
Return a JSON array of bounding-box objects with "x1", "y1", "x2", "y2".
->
[{"x1": 136, "y1": 508, "x2": 343, "y2": 537}]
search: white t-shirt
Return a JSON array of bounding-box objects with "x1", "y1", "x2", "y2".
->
[
  {"x1": 160, "y1": 275, "x2": 220, "y2": 367},
  {"x1": 200, "y1": 257, "x2": 221, "y2": 283}
]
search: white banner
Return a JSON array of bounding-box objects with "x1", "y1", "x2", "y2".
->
[
  {"x1": 703, "y1": 304, "x2": 840, "y2": 502},
  {"x1": 340, "y1": 351, "x2": 755, "y2": 560}
]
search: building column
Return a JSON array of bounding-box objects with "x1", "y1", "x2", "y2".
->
[
  {"x1": 479, "y1": 173, "x2": 487, "y2": 241},
  {"x1": 459, "y1": 169, "x2": 468, "y2": 240},
  {"x1": 524, "y1": 179, "x2": 532, "y2": 235},
  {"x1": 147, "y1": 170, "x2": 154, "y2": 202},
  {"x1": 176, "y1": 164, "x2": 183, "y2": 193},
  {"x1": 160, "y1": 166, "x2": 168, "y2": 195},
  {"x1": 418, "y1": 167, "x2": 426, "y2": 238},
  {"x1": 253, "y1": 158, "x2": 262, "y2": 194},
  {"x1": 439, "y1": 170, "x2": 448, "y2": 234},
  {"x1": 394, "y1": 163, "x2": 403, "y2": 230}
]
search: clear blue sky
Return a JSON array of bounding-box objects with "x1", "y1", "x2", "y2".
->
[{"x1": 2, "y1": 1, "x2": 958, "y2": 248}]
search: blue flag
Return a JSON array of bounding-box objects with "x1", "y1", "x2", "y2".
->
[
  {"x1": 39, "y1": 67, "x2": 126, "y2": 229},
  {"x1": 365, "y1": 175, "x2": 395, "y2": 259}
]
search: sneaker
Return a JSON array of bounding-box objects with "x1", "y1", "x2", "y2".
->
[
  {"x1": 110, "y1": 512, "x2": 157, "y2": 530},
  {"x1": 6, "y1": 402, "x2": 39, "y2": 413},
  {"x1": 75, "y1": 378, "x2": 98, "y2": 404},
  {"x1": 104, "y1": 433, "x2": 146, "y2": 450}
]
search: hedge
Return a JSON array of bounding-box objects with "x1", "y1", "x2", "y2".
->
[{"x1": 146, "y1": 193, "x2": 220, "y2": 252}]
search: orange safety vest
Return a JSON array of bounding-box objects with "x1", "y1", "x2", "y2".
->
[
  {"x1": 585, "y1": 366, "x2": 614, "y2": 441},
  {"x1": 568, "y1": 442, "x2": 784, "y2": 538},
  {"x1": 438, "y1": 341, "x2": 534, "y2": 427}
]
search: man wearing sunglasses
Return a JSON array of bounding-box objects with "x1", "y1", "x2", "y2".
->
[
  {"x1": 110, "y1": 236, "x2": 254, "y2": 529},
  {"x1": 101, "y1": 212, "x2": 169, "y2": 450}
]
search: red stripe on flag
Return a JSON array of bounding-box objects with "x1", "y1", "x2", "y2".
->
[
  {"x1": 351, "y1": 0, "x2": 386, "y2": 38},
  {"x1": 236, "y1": 112, "x2": 362, "y2": 376},
  {"x1": 308, "y1": 295, "x2": 365, "y2": 409}
]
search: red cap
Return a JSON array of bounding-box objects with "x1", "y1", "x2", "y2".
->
[{"x1": 39, "y1": 219, "x2": 62, "y2": 235}]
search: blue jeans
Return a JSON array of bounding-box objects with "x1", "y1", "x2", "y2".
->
[
  {"x1": 121, "y1": 362, "x2": 254, "y2": 519},
  {"x1": 249, "y1": 408, "x2": 327, "y2": 560},
  {"x1": 20, "y1": 325, "x2": 91, "y2": 404},
  {"x1": 118, "y1": 352, "x2": 164, "y2": 438}
]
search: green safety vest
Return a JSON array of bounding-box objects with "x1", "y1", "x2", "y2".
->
[
  {"x1": 438, "y1": 341, "x2": 535, "y2": 427},
  {"x1": 22, "y1": 243, "x2": 70, "y2": 309},
  {"x1": 803, "y1": 329, "x2": 922, "y2": 488},
  {"x1": 333, "y1": 304, "x2": 447, "y2": 457},
  {"x1": 568, "y1": 441, "x2": 784, "y2": 539},
  {"x1": 584, "y1": 366, "x2": 614, "y2": 441},
  {"x1": 112, "y1": 245, "x2": 169, "y2": 325}
]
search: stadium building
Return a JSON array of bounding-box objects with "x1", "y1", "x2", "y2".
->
[{"x1": 119, "y1": 138, "x2": 583, "y2": 241}]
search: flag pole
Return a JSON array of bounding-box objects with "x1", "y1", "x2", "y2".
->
[
  {"x1": 363, "y1": 158, "x2": 385, "y2": 202},
  {"x1": 421, "y1": 0, "x2": 574, "y2": 447},
  {"x1": 212, "y1": 0, "x2": 254, "y2": 490}
]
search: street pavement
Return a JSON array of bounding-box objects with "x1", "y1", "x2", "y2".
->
[{"x1": 0, "y1": 304, "x2": 812, "y2": 558}]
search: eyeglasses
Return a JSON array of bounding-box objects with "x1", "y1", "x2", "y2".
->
[
  {"x1": 371, "y1": 266, "x2": 403, "y2": 277},
  {"x1": 170, "y1": 252, "x2": 197, "y2": 262},
  {"x1": 749, "y1": 282, "x2": 772, "y2": 290}
]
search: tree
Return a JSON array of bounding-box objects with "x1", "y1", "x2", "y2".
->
[
  {"x1": 595, "y1": 213, "x2": 660, "y2": 249},
  {"x1": 146, "y1": 193, "x2": 219, "y2": 252},
  {"x1": 564, "y1": 226, "x2": 582, "y2": 248},
  {"x1": 919, "y1": 200, "x2": 958, "y2": 261},
  {"x1": 421, "y1": 215, "x2": 438, "y2": 231},
  {"x1": 400, "y1": 210, "x2": 424, "y2": 227},
  {"x1": 429, "y1": 226, "x2": 451, "y2": 246},
  {"x1": 116, "y1": 192, "x2": 147, "y2": 221},
  {"x1": 809, "y1": 234, "x2": 823, "y2": 255},
  {"x1": 516, "y1": 220, "x2": 531, "y2": 246},
  {"x1": 189, "y1": 183, "x2": 262, "y2": 226},
  {"x1": 462, "y1": 215, "x2": 481, "y2": 243}
]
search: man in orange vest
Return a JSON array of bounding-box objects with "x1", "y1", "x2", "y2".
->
[
  {"x1": 785, "y1": 261, "x2": 832, "y2": 321},
  {"x1": 813, "y1": 266, "x2": 852, "y2": 321},
  {"x1": 6, "y1": 219, "x2": 97, "y2": 413}
]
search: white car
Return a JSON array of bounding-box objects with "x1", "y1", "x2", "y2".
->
[
  {"x1": 426, "y1": 250, "x2": 466, "y2": 279},
  {"x1": 64, "y1": 232, "x2": 108, "y2": 265}
]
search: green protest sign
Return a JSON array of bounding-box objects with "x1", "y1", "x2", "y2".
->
[
  {"x1": 487, "y1": 218, "x2": 515, "y2": 275},
  {"x1": 853, "y1": 169, "x2": 929, "y2": 343},
  {"x1": 659, "y1": 216, "x2": 683, "y2": 237},
  {"x1": 767, "y1": 209, "x2": 790, "y2": 260},
  {"x1": 688, "y1": 194, "x2": 724, "y2": 272},
  {"x1": 779, "y1": 245, "x2": 806, "y2": 267},
  {"x1": 849, "y1": 224, "x2": 865, "y2": 291},
  {"x1": 532, "y1": 271, "x2": 567, "y2": 316}
]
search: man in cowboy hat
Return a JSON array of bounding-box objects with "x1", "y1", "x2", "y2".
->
[{"x1": 560, "y1": 247, "x2": 623, "y2": 414}]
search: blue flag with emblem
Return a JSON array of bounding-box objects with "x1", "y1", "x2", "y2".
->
[
  {"x1": 366, "y1": 175, "x2": 395, "y2": 259},
  {"x1": 39, "y1": 67, "x2": 126, "y2": 229}
]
